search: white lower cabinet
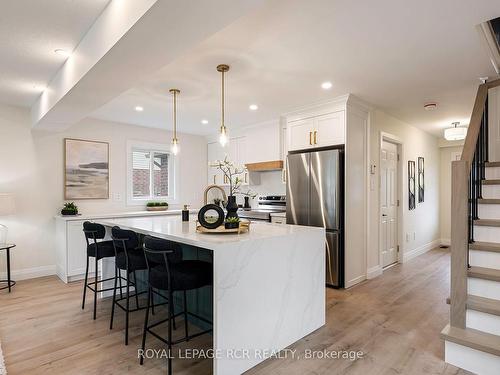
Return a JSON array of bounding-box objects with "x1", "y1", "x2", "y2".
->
[{"x1": 271, "y1": 215, "x2": 287, "y2": 224}]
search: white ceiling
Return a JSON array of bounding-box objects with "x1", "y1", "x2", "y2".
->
[
  {"x1": 1, "y1": 0, "x2": 499, "y2": 138},
  {"x1": 0, "y1": 0, "x2": 110, "y2": 107},
  {"x1": 89, "y1": 0, "x2": 499, "y2": 137}
]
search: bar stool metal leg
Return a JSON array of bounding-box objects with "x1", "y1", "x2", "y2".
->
[
  {"x1": 110, "y1": 266, "x2": 118, "y2": 330},
  {"x1": 140, "y1": 287, "x2": 151, "y2": 366},
  {"x1": 168, "y1": 291, "x2": 174, "y2": 375},
  {"x1": 125, "y1": 271, "x2": 130, "y2": 345},
  {"x1": 184, "y1": 290, "x2": 189, "y2": 341},
  {"x1": 82, "y1": 255, "x2": 89, "y2": 309},
  {"x1": 7, "y1": 248, "x2": 11, "y2": 293},
  {"x1": 93, "y1": 258, "x2": 99, "y2": 320}
]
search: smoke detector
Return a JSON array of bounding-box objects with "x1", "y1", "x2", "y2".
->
[{"x1": 424, "y1": 103, "x2": 438, "y2": 111}]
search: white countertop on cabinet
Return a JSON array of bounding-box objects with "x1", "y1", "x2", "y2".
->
[{"x1": 54, "y1": 209, "x2": 199, "y2": 221}]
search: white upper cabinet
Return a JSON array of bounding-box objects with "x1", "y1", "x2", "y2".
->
[
  {"x1": 245, "y1": 120, "x2": 280, "y2": 164},
  {"x1": 314, "y1": 111, "x2": 345, "y2": 147},
  {"x1": 286, "y1": 110, "x2": 345, "y2": 152},
  {"x1": 287, "y1": 118, "x2": 315, "y2": 151}
]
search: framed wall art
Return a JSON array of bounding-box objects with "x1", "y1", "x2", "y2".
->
[
  {"x1": 417, "y1": 157, "x2": 424, "y2": 203},
  {"x1": 408, "y1": 160, "x2": 416, "y2": 210},
  {"x1": 64, "y1": 138, "x2": 109, "y2": 200}
]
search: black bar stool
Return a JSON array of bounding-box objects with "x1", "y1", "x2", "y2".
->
[
  {"x1": 109, "y1": 226, "x2": 151, "y2": 345},
  {"x1": 140, "y1": 236, "x2": 213, "y2": 375},
  {"x1": 82, "y1": 221, "x2": 124, "y2": 320}
]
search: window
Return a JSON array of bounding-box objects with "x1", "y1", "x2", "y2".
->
[{"x1": 127, "y1": 142, "x2": 176, "y2": 205}]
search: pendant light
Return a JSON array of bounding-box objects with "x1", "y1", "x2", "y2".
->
[
  {"x1": 444, "y1": 122, "x2": 467, "y2": 141},
  {"x1": 217, "y1": 64, "x2": 230, "y2": 147},
  {"x1": 169, "y1": 88, "x2": 180, "y2": 155}
]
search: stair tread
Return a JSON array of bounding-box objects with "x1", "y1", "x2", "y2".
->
[
  {"x1": 474, "y1": 219, "x2": 500, "y2": 227},
  {"x1": 468, "y1": 266, "x2": 500, "y2": 282},
  {"x1": 478, "y1": 198, "x2": 500, "y2": 204},
  {"x1": 446, "y1": 295, "x2": 500, "y2": 316},
  {"x1": 482, "y1": 179, "x2": 500, "y2": 185},
  {"x1": 470, "y1": 241, "x2": 500, "y2": 253},
  {"x1": 441, "y1": 324, "x2": 500, "y2": 357},
  {"x1": 485, "y1": 161, "x2": 500, "y2": 168}
]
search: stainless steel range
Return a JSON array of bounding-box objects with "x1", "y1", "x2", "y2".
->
[{"x1": 238, "y1": 195, "x2": 286, "y2": 222}]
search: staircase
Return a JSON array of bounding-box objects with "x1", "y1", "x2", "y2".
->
[{"x1": 441, "y1": 79, "x2": 500, "y2": 374}]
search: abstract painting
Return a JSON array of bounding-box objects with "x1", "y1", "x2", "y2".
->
[
  {"x1": 408, "y1": 160, "x2": 416, "y2": 210},
  {"x1": 64, "y1": 138, "x2": 109, "y2": 199},
  {"x1": 417, "y1": 157, "x2": 424, "y2": 203}
]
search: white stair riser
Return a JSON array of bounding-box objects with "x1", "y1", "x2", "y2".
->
[
  {"x1": 469, "y1": 250, "x2": 500, "y2": 269},
  {"x1": 482, "y1": 185, "x2": 500, "y2": 199},
  {"x1": 445, "y1": 341, "x2": 500, "y2": 375},
  {"x1": 486, "y1": 166, "x2": 500, "y2": 180},
  {"x1": 473, "y1": 225, "x2": 500, "y2": 243},
  {"x1": 469, "y1": 277, "x2": 500, "y2": 300},
  {"x1": 479, "y1": 204, "x2": 500, "y2": 219},
  {"x1": 467, "y1": 309, "x2": 500, "y2": 336}
]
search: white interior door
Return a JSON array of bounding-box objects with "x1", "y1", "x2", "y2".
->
[{"x1": 380, "y1": 140, "x2": 399, "y2": 268}]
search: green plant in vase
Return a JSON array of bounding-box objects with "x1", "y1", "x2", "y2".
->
[
  {"x1": 61, "y1": 202, "x2": 78, "y2": 216},
  {"x1": 225, "y1": 216, "x2": 240, "y2": 229}
]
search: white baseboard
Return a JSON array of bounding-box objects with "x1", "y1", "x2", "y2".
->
[
  {"x1": 402, "y1": 239, "x2": 441, "y2": 263},
  {"x1": 367, "y1": 265, "x2": 382, "y2": 279},
  {"x1": 0, "y1": 265, "x2": 56, "y2": 281},
  {"x1": 345, "y1": 274, "x2": 366, "y2": 288}
]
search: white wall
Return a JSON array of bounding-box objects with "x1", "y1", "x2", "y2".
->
[
  {"x1": 439, "y1": 146, "x2": 463, "y2": 244},
  {"x1": 368, "y1": 110, "x2": 441, "y2": 276},
  {"x1": 0, "y1": 104, "x2": 207, "y2": 278}
]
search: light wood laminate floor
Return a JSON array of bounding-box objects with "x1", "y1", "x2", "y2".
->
[{"x1": 0, "y1": 248, "x2": 471, "y2": 374}]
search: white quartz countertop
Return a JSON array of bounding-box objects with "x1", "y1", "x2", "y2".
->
[
  {"x1": 54, "y1": 209, "x2": 198, "y2": 221},
  {"x1": 94, "y1": 215, "x2": 323, "y2": 250}
]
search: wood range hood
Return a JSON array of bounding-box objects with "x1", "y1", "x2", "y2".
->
[{"x1": 245, "y1": 160, "x2": 284, "y2": 172}]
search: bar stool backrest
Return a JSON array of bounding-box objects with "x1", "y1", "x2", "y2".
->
[
  {"x1": 83, "y1": 221, "x2": 106, "y2": 245},
  {"x1": 111, "y1": 226, "x2": 139, "y2": 250},
  {"x1": 143, "y1": 236, "x2": 183, "y2": 269}
]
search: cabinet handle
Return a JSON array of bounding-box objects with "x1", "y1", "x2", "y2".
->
[
  {"x1": 282, "y1": 168, "x2": 286, "y2": 183},
  {"x1": 244, "y1": 172, "x2": 248, "y2": 184},
  {"x1": 314, "y1": 130, "x2": 317, "y2": 144},
  {"x1": 213, "y1": 175, "x2": 216, "y2": 184},
  {"x1": 309, "y1": 131, "x2": 313, "y2": 145}
]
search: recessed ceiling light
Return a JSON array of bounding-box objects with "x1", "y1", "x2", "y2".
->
[
  {"x1": 249, "y1": 104, "x2": 258, "y2": 111},
  {"x1": 54, "y1": 49, "x2": 70, "y2": 57},
  {"x1": 321, "y1": 81, "x2": 333, "y2": 90},
  {"x1": 201, "y1": 119, "x2": 209, "y2": 124},
  {"x1": 135, "y1": 106, "x2": 144, "y2": 112}
]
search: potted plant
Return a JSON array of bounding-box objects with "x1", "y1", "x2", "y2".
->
[
  {"x1": 225, "y1": 216, "x2": 240, "y2": 230},
  {"x1": 61, "y1": 202, "x2": 78, "y2": 216},
  {"x1": 146, "y1": 201, "x2": 169, "y2": 211},
  {"x1": 209, "y1": 157, "x2": 256, "y2": 220}
]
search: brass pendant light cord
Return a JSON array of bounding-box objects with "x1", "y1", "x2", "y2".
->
[
  {"x1": 169, "y1": 88, "x2": 180, "y2": 141},
  {"x1": 221, "y1": 68, "x2": 225, "y2": 130}
]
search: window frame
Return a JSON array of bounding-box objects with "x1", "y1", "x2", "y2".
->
[{"x1": 126, "y1": 141, "x2": 178, "y2": 206}]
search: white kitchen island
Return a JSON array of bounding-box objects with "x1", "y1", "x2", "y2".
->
[{"x1": 95, "y1": 215, "x2": 325, "y2": 375}]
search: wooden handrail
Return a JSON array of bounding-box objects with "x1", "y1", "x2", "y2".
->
[
  {"x1": 449, "y1": 78, "x2": 499, "y2": 329},
  {"x1": 461, "y1": 78, "x2": 500, "y2": 166}
]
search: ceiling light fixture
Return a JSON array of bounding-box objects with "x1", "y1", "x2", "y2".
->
[
  {"x1": 135, "y1": 106, "x2": 144, "y2": 112},
  {"x1": 201, "y1": 119, "x2": 208, "y2": 124},
  {"x1": 169, "y1": 88, "x2": 180, "y2": 155},
  {"x1": 444, "y1": 122, "x2": 467, "y2": 141},
  {"x1": 217, "y1": 64, "x2": 230, "y2": 147},
  {"x1": 249, "y1": 104, "x2": 258, "y2": 111},
  {"x1": 321, "y1": 81, "x2": 333, "y2": 90},
  {"x1": 54, "y1": 49, "x2": 70, "y2": 57}
]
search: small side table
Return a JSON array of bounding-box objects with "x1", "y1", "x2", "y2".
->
[{"x1": 0, "y1": 243, "x2": 15, "y2": 292}]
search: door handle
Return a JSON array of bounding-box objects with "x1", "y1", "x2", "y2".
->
[
  {"x1": 382, "y1": 214, "x2": 387, "y2": 217},
  {"x1": 309, "y1": 131, "x2": 313, "y2": 145},
  {"x1": 313, "y1": 130, "x2": 317, "y2": 144}
]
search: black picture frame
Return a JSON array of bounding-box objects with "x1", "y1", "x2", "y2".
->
[
  {"x1": 198, "y1": 204, "x2": 225, "y2": 229},
  {"x1": 408, "y1": 160, "x2": 416, "y2": 210},
  {"x1": 417, "y1": 157, "x2": 424, "y2": 203}
]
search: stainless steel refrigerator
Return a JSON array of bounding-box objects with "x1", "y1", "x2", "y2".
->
[{"x1": 286, "y1": 147, "x2": 344, "y2": 288}]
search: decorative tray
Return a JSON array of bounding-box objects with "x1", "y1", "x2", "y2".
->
[{"x1": 196, "y1": 220, "x2": 251, "y2": 234}]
